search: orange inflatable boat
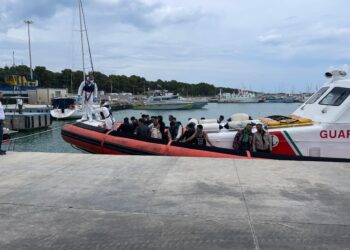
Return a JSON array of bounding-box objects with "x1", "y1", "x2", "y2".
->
[{"x1": 61, "y1": 123, "x2": 350, "y2": 162}]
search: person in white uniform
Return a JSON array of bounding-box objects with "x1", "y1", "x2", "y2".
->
[
  {"x1": 77, "y1": 72, "x2": 98, "y2": 122},
  {"x1": 0, "y1": 92, "x2": 6, "y2": 155},
  {"x1": 95, "y1": 102, "x2": 115, "y2": 130},
  {"x1": 16, "y1": 98, "x2": 23, "y2": 114}
]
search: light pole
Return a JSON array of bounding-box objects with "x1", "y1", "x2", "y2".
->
[{"x1": 24, "y1": 20, "x2": 33, "y2": 81}]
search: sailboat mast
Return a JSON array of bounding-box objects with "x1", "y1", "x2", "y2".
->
[
  {"x1": 80, "y1": 0, "x2": 94, "y2": 73},
  {"x1": 78, "y1": 0, "x2": 86, "y2": 81}
]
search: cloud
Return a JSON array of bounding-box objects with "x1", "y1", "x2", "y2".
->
[
  {"x1": 2, "y1": 0, "x2": 350, "y2": 92},
  {"x1": 257, "y1": 32, "x2": 283, "y2": 45},
  {"x1": 0, "y1": 0, "x2": 74, "y2": 31}
]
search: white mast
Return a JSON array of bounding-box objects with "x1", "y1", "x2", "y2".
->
[
  {"x1": 78, "y1": 0, "x2": 86, "y2": 81},
  {"x1": 24, "y1": 20, "x2": 33, "y2": 80},
  {"x1": 80, "y1": 0, "x2": 94, "y2": 73}
]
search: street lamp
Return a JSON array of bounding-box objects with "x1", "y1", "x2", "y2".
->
[{"x1": 24, "y1": 20, "x2": 33, "y2": 81}]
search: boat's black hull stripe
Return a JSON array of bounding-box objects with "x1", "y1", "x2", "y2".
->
[
  {"x1": 103, "y1": 142, "x2": 158, "y2": 155},
  {"x1": 62, "y1": 130, "x2": 101, "y2": 146}
]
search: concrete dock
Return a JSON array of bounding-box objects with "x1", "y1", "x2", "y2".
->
[{"x1": 0, "y1": 152, "x2": 349, "y2": 249}]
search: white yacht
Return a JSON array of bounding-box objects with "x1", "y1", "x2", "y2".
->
[
  {"x1": 218, "y1": 89, "x2": 260, "y2": 103},
  {"x1": 133, "y1": 90, "x2": 207, "y2": 110}
]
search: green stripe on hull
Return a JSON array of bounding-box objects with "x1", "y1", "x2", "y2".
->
[{"x1": 283, "y1": 131, "x2": 303, "y2": 156}]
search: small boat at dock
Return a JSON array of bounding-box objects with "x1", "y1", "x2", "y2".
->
[{"x1": 50, "y1": 97, "x2": 83, "y2": 120}]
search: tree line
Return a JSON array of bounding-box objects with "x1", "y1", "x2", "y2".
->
[{"x1": 0, "y1": 65, "x2": 239, "y2": 96}]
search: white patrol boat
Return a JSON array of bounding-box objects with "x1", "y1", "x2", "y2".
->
[{"x1": 196, "y1": 69, "x2": 350, "y2": 159}]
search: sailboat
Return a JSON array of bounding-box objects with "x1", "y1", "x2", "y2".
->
[{"x1": 51, "y1": 0, "x2": 95, "y2": 120}]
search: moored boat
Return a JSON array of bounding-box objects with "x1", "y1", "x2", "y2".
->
[
  {"x1": 133, "y1": 90, "x2": 207, "y2": 110},
  {"x1": 50, "y1": 97, "x2": 83, "y2": 120}
]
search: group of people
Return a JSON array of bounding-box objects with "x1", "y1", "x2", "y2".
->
[
  {"x1": 232, "y1": 122, "x2": 272, "y2": 153},
  {"x1": 116, "y1": 114, "x2": 213, "y2": 146}
]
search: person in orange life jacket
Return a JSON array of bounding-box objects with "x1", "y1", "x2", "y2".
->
[
  {"x1": 77, "y1": 72, "x2": 98, "y2": 122},
  {"x1": 232, "y1": 123, "x2": 253, "y2": 151},
  {"x1": 187, "y1": 124, "x2": 214, "y2": 146},
  {"x1": 94, "y1": 102, "x2": 114, "y2": 130},
  {"x1": 252, "y1": 123, "x2": 272, "y2": 153},
  {"x1": 0, "y1": 92, "x2": 6, "y2": 155}
]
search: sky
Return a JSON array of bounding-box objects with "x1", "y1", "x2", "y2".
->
[{"x1": 1, "y1": 0, "x2": 350, "y2": 92}]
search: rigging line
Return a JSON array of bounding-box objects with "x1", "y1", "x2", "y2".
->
[
  {"x1": 80, "y1": 0, "x2": 94, "y2": 73},
  {"x1": 8, "y1": 123, "x2": 72, "y2": 141}
]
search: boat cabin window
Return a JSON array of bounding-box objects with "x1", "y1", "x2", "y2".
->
[
  {"x1": 319, "y1": 87, "x2": 350, "y2": 106},
  {"x1": 306, "y1": 87, "x2": 329, "y2": 104}
]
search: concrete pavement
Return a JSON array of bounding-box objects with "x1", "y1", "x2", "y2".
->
[{"x1": 0, "y1": 152, "x2": 349, "y2": 249}]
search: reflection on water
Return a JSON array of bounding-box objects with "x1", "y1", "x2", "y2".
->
[{"x1": 9, "y1": 103, "x2": 300, "y2": 153}]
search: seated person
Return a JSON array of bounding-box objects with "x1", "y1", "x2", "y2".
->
[
  {"x1": 168, "y1": 121, "x2": 182, "y2": 141},
  {"x1": 117, "y1": 117, "x2": 134, "y2": 133},
  {"x1": 150, "y1": 123, "x2": 162, "y2": 139},
  {"x1": 135, "y1": 118, "x2": 151, "y2": 137},
  {"x1": 130, "y1": 116, "x2": 138, "y2": 133},
  {"x1": 178, "y1": 122, "x2": 196, "y2": 143},
  {"x1": 187, "y1": 124, "x2": 214, "y2": 147},
  {"x1": 217, "y1": 115, "x2": 224, "y2": 124},
  {"x1": 95, "y1": 103, "x2": 114, "y2": 130}
]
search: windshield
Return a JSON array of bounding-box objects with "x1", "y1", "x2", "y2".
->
[
  {"x1": 306, "y1": 87, "x2": 329, "y2": 104},
  {"x1": 319, "y1": 87, "x2": 350, "y2": 106}
]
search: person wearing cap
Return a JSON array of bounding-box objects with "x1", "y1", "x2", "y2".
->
[
  {"x1": 77, "y1": 72, "x2": 98, "y2": 122},
  {"x1": 232, "y1": 123, "x2": 253, "y2": 151},
  {"x1": 94, "y1": 102, "x2": 114, "y2": 130},
  {"x1": 0, "y1": 92, "x2": 6, "y2": 155},
  {"x1": 252, "y1": 123, "x2": 272, "y2": 153}
]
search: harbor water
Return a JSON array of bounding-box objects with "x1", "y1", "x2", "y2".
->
[{"x1": 8, "y1": 103, "x2": 300, "y2": 153}]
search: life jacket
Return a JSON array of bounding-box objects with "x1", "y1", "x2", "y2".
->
[
  {"x1": 83, "y1": 80, "x2": 95, "y2": 93},
  {"x1": 100, "y1": 111, "x2": 112, "y2": 120}
]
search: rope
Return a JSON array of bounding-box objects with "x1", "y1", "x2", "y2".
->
[{"x1": 6, "y1": 122, "x2": 73, "y2": 142}]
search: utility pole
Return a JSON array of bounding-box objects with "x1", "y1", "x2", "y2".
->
[
  {"x1": 12, "y1": 50, "x2": 15, "y2": 67},
  {"x1": 24, "y1": 20, "x2": 33, "y2": 81}
]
